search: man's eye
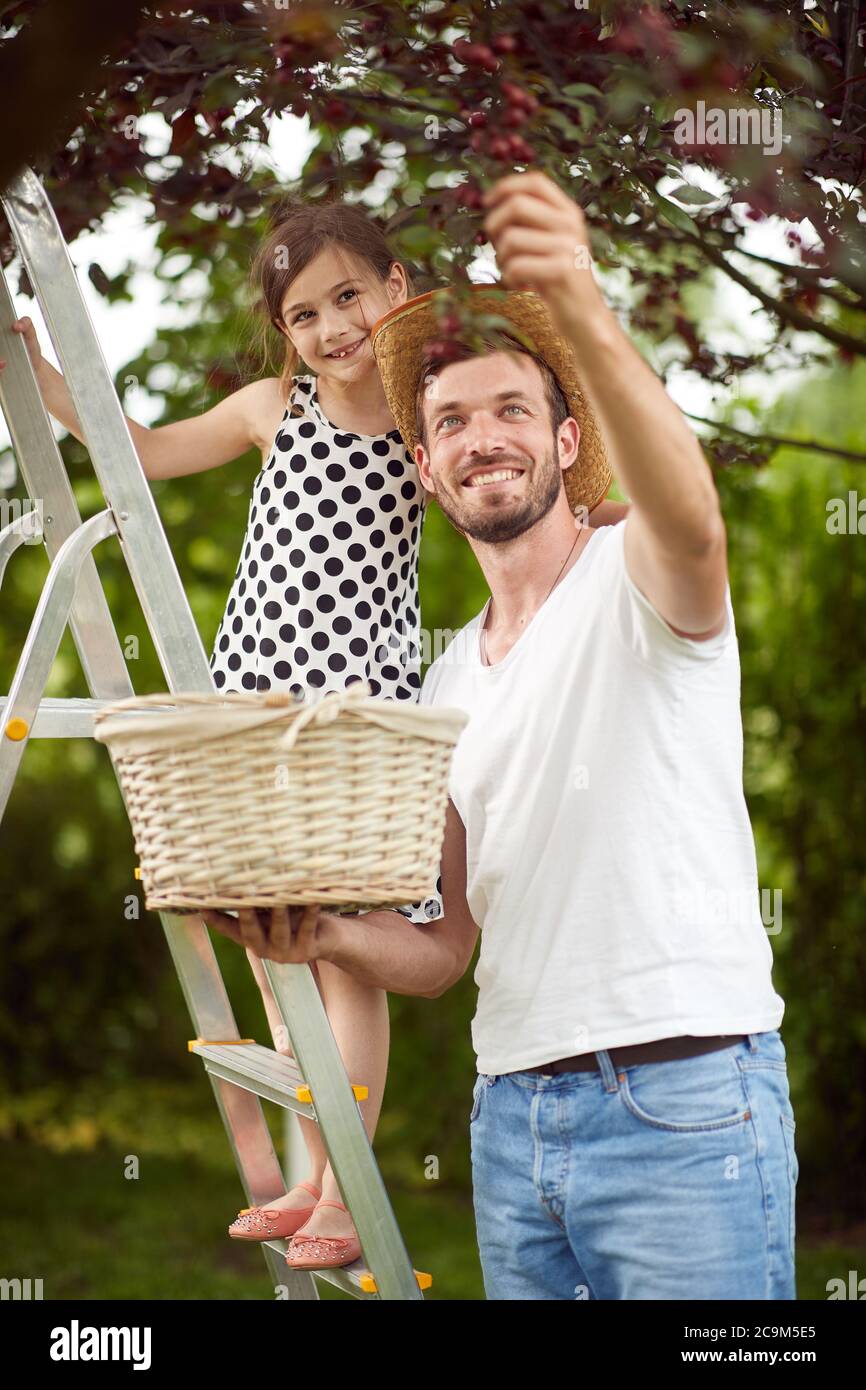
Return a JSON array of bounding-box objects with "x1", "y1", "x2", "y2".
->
[{"x1": 438, "y1": 405, "x2": 524, "y2": 430}]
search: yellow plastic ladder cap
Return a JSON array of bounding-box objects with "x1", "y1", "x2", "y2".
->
[
  {"x1": 5, "y1": 718, "x2": 29, "y2": 741},
  {"x1": 359, "y1": 1270, "x2": 432, "y2": 1293},
  {"x1": 295, "y1": 1083, "x2": 368, "y2": 1103}
]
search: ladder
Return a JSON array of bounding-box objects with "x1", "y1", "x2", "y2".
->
[{"x1": 0, "y1": 167, "x2": 428, "y2": 1301}]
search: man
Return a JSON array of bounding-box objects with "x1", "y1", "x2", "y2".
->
[{"x1": 203, "y1": 172, "x2": 797, "y2": 1300}]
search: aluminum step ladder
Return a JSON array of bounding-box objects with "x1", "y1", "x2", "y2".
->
[{"x1": 0, "y1": 167, "x2": 428, "y2": 1301}]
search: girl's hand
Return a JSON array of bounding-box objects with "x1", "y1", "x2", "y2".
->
[
  {"x1": 192, "y1": 904, "x2": 333, "y2": 964},
  {"x1": 0, "y1": 316, "x2": 44, "y2": 377},
  {"x1": 481, "y1": 171, "x2": 605, "y2": 337}
]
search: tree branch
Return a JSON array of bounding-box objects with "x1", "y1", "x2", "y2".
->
[
  {"x1": 686, "y1": 413, "x2": 866, "y2": 464},
  {"x1": 688, "y1": 231, "x2": 866, "y2": 357},
  {"x1": 717, "y1": 244, "x2": 866, "y2": 311}
]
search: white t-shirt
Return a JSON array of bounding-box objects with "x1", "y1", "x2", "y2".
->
[{"x1": 398, "y1": 519, "x2": 784, "y2": 1076}]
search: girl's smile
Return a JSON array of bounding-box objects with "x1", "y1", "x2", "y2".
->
[{"x1": 325, "y1": 335, "x2": 367, "y2": 361}]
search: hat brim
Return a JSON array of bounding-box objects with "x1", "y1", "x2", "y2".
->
[{"x1": 370, "y1": 284, "x2": 612, "y2": 517}]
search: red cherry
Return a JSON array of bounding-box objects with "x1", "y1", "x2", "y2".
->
[
  {"x1": 492, "y1": 35, "x2": 519, "y2": 54},
  {"x1": 609, "y1": 23, "x2": 640, "y2": 54},
  {"x1": 508, "y1": 136, "x2": 535, "y2": 163},
  {"x1": 468, "y1": 110, "x2": 488, "y2": 128},
  {"x1": 489, "y1": 135, "x2": 511, "y2": 159},
  {"x1": 424, "y1": 338, "x2": 464, "y2": 362},
  {"x1": 469, "y1": 131, "x2": 487, "y2": 153},
  {"x1": 502, "y1": 106, "x2": 528, "y2": 128},
  {"x1": 452, "y1": 39, "x2": 484, "y2": 64}
]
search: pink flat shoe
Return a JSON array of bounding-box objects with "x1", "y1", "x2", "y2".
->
[
  {"x1": 228, "y1": 1181, "x2": 322, "y2": 1241},
  {"x1": 285, "y1": 1199, "x2": 363, "y2": 1270}
]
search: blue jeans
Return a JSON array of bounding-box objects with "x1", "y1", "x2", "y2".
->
[{"x1": 469, "y1": 1030, "x2": 798, "y2": 1300}]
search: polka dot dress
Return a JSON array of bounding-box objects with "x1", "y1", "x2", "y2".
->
[
  {"x1": 208, "y1": 374, "x2": 443, "y2": 924},
  {"x1": 209, "y1": 376, "x2": 427, "y2": 702}
]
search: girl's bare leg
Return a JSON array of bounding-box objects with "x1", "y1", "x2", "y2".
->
[
  {"x1": 246, "y1": 951, "x2": 390, "y2": 1239},
  {"x1": 245, "y1": 947, "x2": 327, "y2": 1217},
  {"x1": 290, "y1": 958, "x2": 390, "y2": 1241}
]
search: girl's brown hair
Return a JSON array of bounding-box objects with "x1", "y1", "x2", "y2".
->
[{"x1": 248, "y1": 198, "x2": 417, "y2": 406}]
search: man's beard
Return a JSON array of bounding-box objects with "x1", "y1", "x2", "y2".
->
[{"x1": 430, "y1": 446, "x2": 565, "y2": 543}]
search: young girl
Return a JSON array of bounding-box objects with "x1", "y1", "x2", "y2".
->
[
  {"x1": 2, "y1": 197, "x2": 627, "y2": 1269},
  {"x1": 3, "y1": 199, "x2": 425, "y2": 1270}
]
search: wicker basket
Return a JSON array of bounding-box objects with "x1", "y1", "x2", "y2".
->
[{"x1": 92, "y1": 681, "x2": 468, "y2": 915}]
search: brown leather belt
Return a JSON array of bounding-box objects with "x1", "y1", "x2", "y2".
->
[{"x1": 519, "y1": 1034, "x2": 748, "y2": 1075}]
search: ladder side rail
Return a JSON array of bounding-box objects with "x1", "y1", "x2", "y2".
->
[
  {"x1": 266, "y1": 958, "x2": 424, "y2": 1300},
  {"x1": 161, "y1": 914, "x2": 319, "y2": 1300},
  {"x1": 0, "y1": 263, "x2": 131, "y2": 694},
  {"x1": 1, "y1": 170, "x2": 210, "y2": 692}
]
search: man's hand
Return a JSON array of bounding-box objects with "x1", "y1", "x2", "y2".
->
[
  {"x1": 481, "y1": 171, "x2": 606, "y2": 336},
  {"x1": 190, "y1": 904, "x2": 336, "y2": 964}
]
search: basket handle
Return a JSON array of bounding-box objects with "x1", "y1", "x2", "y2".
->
[{"x1": 92, "y1": 689, "x2": 308, "y2": 715}]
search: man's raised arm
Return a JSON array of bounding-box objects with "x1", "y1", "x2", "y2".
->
[{"x1": 482, "y1": 172, "x2": 728, "y2": 640}]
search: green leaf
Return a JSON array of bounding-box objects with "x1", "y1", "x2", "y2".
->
[
  {"x1": 666, "y1": 182, "x2": 723, "y2": 207},
  {"x1": 354, "y1": 70, "x2": 402, "y2": 97},
  {"x1": 561, "y1": 83, "x2": 601, "y2": 99},
  {"x1": 651, "y1": 193, "x2": 700, "y2": 237}
]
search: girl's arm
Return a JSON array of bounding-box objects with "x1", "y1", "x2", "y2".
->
[{"x1": 0, "y1": 316, "x2": 275, "y2": 482}]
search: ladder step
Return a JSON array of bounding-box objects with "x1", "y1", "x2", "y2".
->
[
  {"x1": 189, "y1": 1041, "x2": 372, "y2": 1117},
  {"x1": 258, "y1": 1233, "x2": 433, "y2": 1299},
  {"x1": 189, "y1": 1041, "x2": 314, "y2": 1116},
  {"x1": 1, "y1": 695, "x2": 177, "y2": 739}
]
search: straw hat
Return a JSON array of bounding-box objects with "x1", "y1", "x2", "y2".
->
[{"x1": 369, "y1": 283, "x2": 612, "y2": 519}]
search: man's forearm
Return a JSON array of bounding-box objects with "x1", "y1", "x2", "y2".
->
[
  {"x1": 560, "y1": 300, "x2": 722, "y2": 554},
  {"x1": 322, "y1": 908, "x2": 453, "y2": 997}
]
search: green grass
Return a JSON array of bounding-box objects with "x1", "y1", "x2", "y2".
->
[{"x1": 0, "y1": 1138, "x2": 483, "y2": 1301}]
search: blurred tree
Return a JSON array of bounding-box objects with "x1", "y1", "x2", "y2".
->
[{"x1": 0, "y1": 0, "x2": 864, "y2": 1211}]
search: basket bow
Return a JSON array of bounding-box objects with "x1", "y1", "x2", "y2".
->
[{"x1": 276, "y1": 681, "x2": 373, "y2": 755}]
